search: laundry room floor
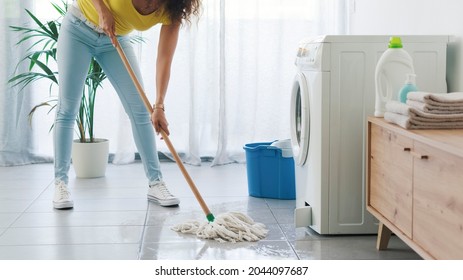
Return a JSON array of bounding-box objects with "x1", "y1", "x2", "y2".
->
[{"x1": 0, "y1": 162, "x2": 421, "y2": 260}]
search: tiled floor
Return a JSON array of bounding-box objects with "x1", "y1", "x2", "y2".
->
[{"x1": 0, "y1": 161, "x2": 421, "y2": 260}]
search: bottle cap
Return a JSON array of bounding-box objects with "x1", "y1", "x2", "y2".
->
[
  {"x1": 406, "y1": 73, "x2": 416, "y2": 84},
  {"x1": 388, "y1": 36, "x2": 403, "y2": 48}
]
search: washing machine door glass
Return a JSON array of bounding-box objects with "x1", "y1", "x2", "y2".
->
[{"x1": 290, "y1": 72, "x2": 310, "y2": 166}]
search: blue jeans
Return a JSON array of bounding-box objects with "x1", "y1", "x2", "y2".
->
[{"x1": 54, "y1": 12, "x2": 162, "y2": 184}]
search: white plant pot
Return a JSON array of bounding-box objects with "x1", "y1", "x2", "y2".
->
[{"x1": 71, "y1": 138, "x2": 109, "y2": 178}]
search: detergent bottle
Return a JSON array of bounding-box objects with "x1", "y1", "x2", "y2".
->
[
  {"x1": 374, "y1": 37, "x2": 415, "y2": 117},
  {"x1": 398, "y1": 73, "x2": 418, "y2": 103}
]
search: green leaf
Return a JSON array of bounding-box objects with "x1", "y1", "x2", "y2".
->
[{"x1": 25, "y1": 9, "x2": 54, "y2": 38}]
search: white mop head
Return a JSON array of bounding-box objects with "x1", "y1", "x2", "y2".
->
[{"x1": 171, "y1": 212, "x2": 268, "y2": 243}]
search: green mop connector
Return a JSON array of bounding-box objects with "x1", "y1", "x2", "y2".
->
[{"x1": 206, "y1": 213, "x2": 215, "y2": 223}]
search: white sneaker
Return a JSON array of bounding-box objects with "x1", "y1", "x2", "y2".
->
[
  {"x1": 147, "y1": 180, "x2": 180, "y2": 206},
  {"x1": 53, "y1": 181, "x2": 74, "y2": 209}
]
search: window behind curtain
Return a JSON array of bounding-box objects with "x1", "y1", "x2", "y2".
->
[{"x1": 2, "y1": 0, "x2": 347, "y2": 166}]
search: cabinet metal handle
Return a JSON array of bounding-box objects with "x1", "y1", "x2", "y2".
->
[
  {"x1": 410, "y1": 151, "x2": 428, "y2": 159},
  {"x1": 403, "y1": 147, "x2": 411, "y2": 152}
]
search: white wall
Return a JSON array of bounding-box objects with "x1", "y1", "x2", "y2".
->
[{"x1": 349, "y1": 0, "x2": 463, "y2": 92}]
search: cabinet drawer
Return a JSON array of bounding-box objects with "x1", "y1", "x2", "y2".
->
[
  {"x1": 413, "y1": 141, "x2": 463, "y2": 259},
  {"x1": 369, "y1": 124, "x2": 413, "y2": 237}
]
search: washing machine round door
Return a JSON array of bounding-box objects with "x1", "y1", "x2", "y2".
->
[{"x1": 290, "y1": 72, "x2": 310, "y2": 166}]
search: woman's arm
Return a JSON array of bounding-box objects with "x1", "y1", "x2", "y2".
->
[
  {"x1": 91, "y1": 0, "x2": 117, "y2": 45},
  {"x1": 151, "y1": 23, "x2": 181, "y2": 135}
]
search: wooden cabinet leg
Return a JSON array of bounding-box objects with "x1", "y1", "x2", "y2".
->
[{"x1": 376, "y1": 222, "x2": 392, "y2": 250}]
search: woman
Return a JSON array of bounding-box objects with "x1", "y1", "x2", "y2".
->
[{"x1": 53, "y1": 0, "x2": 201, "y2": 209}]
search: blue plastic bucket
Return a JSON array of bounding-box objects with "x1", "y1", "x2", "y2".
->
[{"x1": 243, "y1": 141, "x2": 296, "y2": 200}]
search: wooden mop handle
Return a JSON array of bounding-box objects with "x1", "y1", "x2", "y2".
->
[
  {"x1": 115, "y1": 42, "x2": 214, "y2": 221},
  {"x1": 115, "y1": 43, "x2": 152, "y2": 112}
]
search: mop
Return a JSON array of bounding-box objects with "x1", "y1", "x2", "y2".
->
[{"x1": 115, "y1": 41, "x2": 268, "y2": 243}]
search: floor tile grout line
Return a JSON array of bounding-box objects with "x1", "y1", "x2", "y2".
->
[
  {"x1": 0, "y1": 242, "x2": 141, "y2": 247},
  {"x1": 0, "y1": 228, "x2": 7, "y2": 238},
  {"x1": 264, "y1": 199, "x2": 301, "y2": 259},
  {"x1": 6, "y1": 224, "x2": 148, "y2": 229},
  {"x1": 1, "y1": 179, "x2": 55, "y2": 234},
  {"x1": 137, "y1": 200, "x2": 151, "y2": 259},
  {"x1": 286, "y1": 238, "x2": 301, "y2": 260}
]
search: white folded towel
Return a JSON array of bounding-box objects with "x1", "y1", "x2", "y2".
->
[
  {"x1": 407, "y1": 92, "x2": 463, "y2": 107},
  {"x1": 384, "y1": 112, "x2": 412, "y2": 129},
  {"x1": 384, "y1": 112, "x2": 463, "y2": 129},
  {"x1": 406, "y1": 100, "x2": 463, "y2": 114},
  {"x1": 385, "y1": 101, "x2": 463, "y2": 122},
  {"x1": 384, "y1": 101, "x2": 463, "y2": 129}
]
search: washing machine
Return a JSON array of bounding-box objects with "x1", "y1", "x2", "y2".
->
[{"x1": 291, "y1": 35, "x2": 449, "y2": 234}]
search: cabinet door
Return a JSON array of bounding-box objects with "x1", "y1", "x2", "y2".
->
[
  {"x1": 413, "y1": 141, "x2": 463, "y2": 259},
  {"x1": 369, "y1": 124, "x2": 413, "y2": 237}
]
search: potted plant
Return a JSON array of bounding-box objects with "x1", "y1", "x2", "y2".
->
[
  {"x1": 70, "y1": 57, "x2": 109, "y2": 178},
  {"x1": 9, "y1": 0, "x2": 109, "y2": 178}
]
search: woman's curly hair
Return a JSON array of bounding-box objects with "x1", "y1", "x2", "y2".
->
[{"x1": 159, "y1": 0, "x2": 202, "y2": 25}]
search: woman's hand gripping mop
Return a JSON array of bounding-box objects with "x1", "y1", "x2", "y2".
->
[{"x1": 115, "y1": 41, "x2": 267, "y2": 243}]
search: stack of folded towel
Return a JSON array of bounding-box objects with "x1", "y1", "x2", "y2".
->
[{"x1": 384, "y1": 92, "x2": 463, "y2": 129}]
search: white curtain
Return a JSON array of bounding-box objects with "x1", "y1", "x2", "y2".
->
[
  {"x1": 0, "y1": 0, "x2": 347, "y2": 166},
  {"x1": 0, "y1": 0, "x2": 54, "y2": 166}
]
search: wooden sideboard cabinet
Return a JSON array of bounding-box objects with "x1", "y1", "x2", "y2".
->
[{"x1": 367, "y1": 117, "x2": 463, "y2": 259}]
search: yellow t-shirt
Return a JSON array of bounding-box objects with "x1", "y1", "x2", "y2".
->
[{"x1": 77, "y1": 0, "x2": 171, "y2": 35}]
